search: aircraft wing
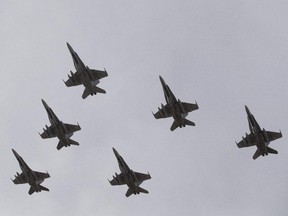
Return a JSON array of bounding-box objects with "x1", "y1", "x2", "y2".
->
[
  {"x1": 40, "y1": 125, "x2": 57, "y2": 139},
  {"x1": 181, "y1": 102, "x2": 199, "y2": 113},
  {"x1": 267, "y1": 131, "x2": 282, "y2": 142},
  {"x1": 153, "y1": 104, "x2": 173, "y2": 119},
  {"x1": 12, "y1": 172, "x2": 28, "y2": 184},
  {"x1": 109, "y1": 173, "x2": 128, "y2": 186},
  {"x1": 65, "y1": 71, "x2": 83, "y2": 87},
  {"x1": 236, "y1": 133, "x2": 257, "y2": 148},
  {"x1": 134, "y1": 172, "x2": 151, "y2": 182},
  {"x1": 64, "y1": 123, "x2": 81, "y2": 134},
  {"x1": 33, "y1": 171, "x2": 50, "y2": 180},
  {"x1": 90, "y1": 69, "x2": 108, "y2": 80}
]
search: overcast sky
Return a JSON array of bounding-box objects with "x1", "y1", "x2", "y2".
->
[{"x1": 1, "y1": 1, "x2": 288, "y2": 215}]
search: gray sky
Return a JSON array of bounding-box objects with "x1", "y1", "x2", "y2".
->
[{"x1": 1, "y1": 1, "x2": 288, "y2": 215}]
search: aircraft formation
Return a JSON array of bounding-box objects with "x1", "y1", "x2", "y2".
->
[{"x1": 11, "y1": 42, "x2": 283, "y2": 196}]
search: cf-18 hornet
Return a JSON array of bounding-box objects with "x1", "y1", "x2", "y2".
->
[
  {"x1": 236, "y1": 106, "x2": 282, "y2": 160},
  {"x1": 153, "y1": 76, "x2": 199, "y2": 131},
  {"x1": 64, "y1": 42, "x2": 108, "y2": 99},
  {"x1": 39, "y1": 99, "x2": 81, "y2": 150},
  {"x1": 11, "y1": 149, "x2": 50, "y2": 195},
  {"x1": 109, "y1": 148, "x2": 151, "y2": 197}
]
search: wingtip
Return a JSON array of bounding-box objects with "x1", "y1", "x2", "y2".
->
[
  {"x1": 62, "y1": 79, "x2": 68, "y2": 86},
  {"x1": 147, "y1": 172, "x2": 151, "y2": 178}
]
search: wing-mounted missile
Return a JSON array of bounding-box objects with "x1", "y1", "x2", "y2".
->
[
  {"x1": 112, "y1": 172, "x2": 120, "y2": 184},
  {"x1": 41, "y1": 125, "x2": 50, "y2": 136},
  {"x1": 14, "y1": 172, "x2": 24, "y2": 182},
  {"x1": 68, "y1": 70, "x2": 74, "y2": 78}
]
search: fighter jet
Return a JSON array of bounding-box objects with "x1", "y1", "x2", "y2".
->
[
  {"x1": 153, "y1": 76, "x2": 199, "y2": 131},
  {"x1": 39, "y1": 99, "x2": 81, "y2": 150},
  {"x1": 109, "y1": 148, "x2": 151, "y2": 197},
  {"x1": 11, "y1": 149, "x2": 50, "y2": 195},
  {"x1": 236, "y1": 105, "x2": 282, "y2": 160},
  {"x1": 64, "y1": 42, "x2": 108, "y2": 99}
]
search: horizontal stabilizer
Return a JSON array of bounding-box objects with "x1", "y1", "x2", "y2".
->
[
  {"x1": 28, "y1": 187, "x2": 35, "y2": 195},
  {"x1": 267, "y1": 147, "x2": 278, "y2": 154},
  {"x1": 126, "y1": 188, "x2": 133, "y2": 197},
  {"x1": 138, "y1": 186, "x2": 149, "y2": 194},
  {"x1": 82, "y1": 86, "x2": 106, "y2": 99},
  {"x1": 170, "y1": 121, "x2": 179, "y2": 131},
  {"x1": 28, "y1": 185, "x2": 49, "y2": 194},
  {"x1": 253, "y1": 149, "x2": 261, "y2": 160},
  {"x1": 39, "y1": 185, "x2": 49, "y2": 192},
  {"x1": 125, "y1": 187, "x2": 149, "y2": 197},
  {"x1": 68, "y1": 138, "x2": 79, "y2": 146},
  {"x1": 170, "y1": 118, "x2": 195, "y2": 131},
  {"x1": 82, "y1": 88, "x2": 90, "y2": 99},
  {"x1": 95, "y1": 86, "x2": 106, "y2": 94},
  {"x1": 57, "y1": 139, "x2": 79, "y2": 150},
  {"x1": 184, "y1": 118, "x2": 195, "y2": 126}
]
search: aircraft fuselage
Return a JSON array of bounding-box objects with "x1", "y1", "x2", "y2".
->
[
  {"x1": 160, "y1": 76, "x2": 188, "y2": 125},
  {"x1": 67, "y1": 43, "x2": 99, "y2": 92},
  {"x1": 12, "y1": 150, "x2": 44, "y2": 192},
  {"x1": 42, "y1": 99, "x2": 73, "y2": 145},
  {"x1": 113, "y1": 148, "x2": 143, "y2": 193},
  {"x1": 245, "y1": 106, "x2": 270, "y2": 156}
]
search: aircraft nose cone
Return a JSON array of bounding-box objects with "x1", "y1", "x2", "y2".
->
[
  {"x1": 41, "y1": 99, "x2": 49, "y2": 109},
  {"x1": 12, "y1": 149, "x2": 19, "y2": 158},
  {"x1": 245, "y1": 105, "x2": 250, "y2": 114},
  {"x1": 159, "y1": 76, "x2": 166, "y2": 85},
  {"x1": 112, "y1": 147, "x2": 120, "y2": 157},
  {"x1": 112, "y1": 147, "x2": 117, "y2": 153},
  {"x1": 12, "y1": 148, "x2": 16, "y2": 155},
  {"x1": 66, "y1": 42, "x2": 73, "y2": 52}
]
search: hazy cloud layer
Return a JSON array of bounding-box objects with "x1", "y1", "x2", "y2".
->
[{"x1": 1, "y1": 1, "x2": 288, "y2": 216}]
